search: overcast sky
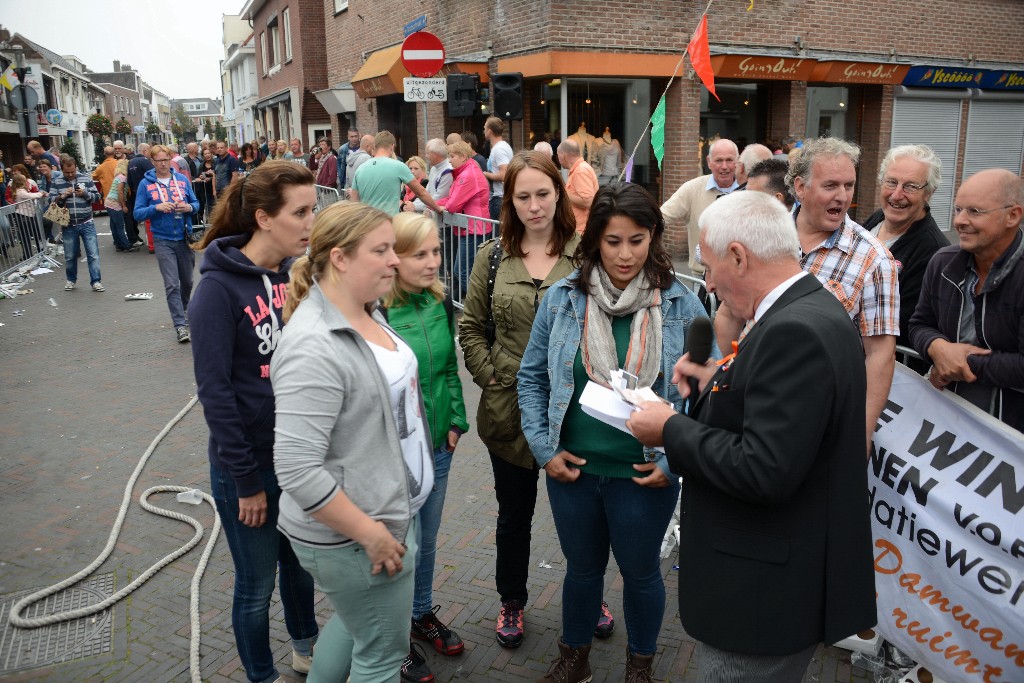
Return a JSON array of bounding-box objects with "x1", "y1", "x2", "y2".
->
[{"x1": 5, "y1": 0, "x2": 246, "y2": 99}]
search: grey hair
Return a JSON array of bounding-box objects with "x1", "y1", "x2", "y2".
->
[
  {"x1": 707, "y1": 138, "x2": 738, "y2": 159},
  {"x1": 558, "y1": 139, "x2": 580, "y2": 157},
  {"x1": 534, "y1": 141, "x2": 553, "y2": 157},
  {"x1": 878, "y1": 144, "x2": 942, "y2": 193},
  {"x1": 425, "y1": 138, "x2": 448, "y2": 157},
  {"x1": 699, "y1": 190, "x2": 800, "y2": 264},
  {"x1": 738, "y1": 143, "x2": 772, "y2": 170},
  {"x1": 785, "y1": 137, "x2": 860, "y2": 193}
]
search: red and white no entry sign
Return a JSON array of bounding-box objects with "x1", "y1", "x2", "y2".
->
[{"x1": 401, "y1": 31, "x2": 445, "y2": 78}]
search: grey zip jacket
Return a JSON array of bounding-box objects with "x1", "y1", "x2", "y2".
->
[{"x1": 272, "y1": 282, "x2": 427, "y2": 547}]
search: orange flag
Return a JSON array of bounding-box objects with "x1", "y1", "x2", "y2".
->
[{"x1": 687, "y1": 15, "x2": 719, "y2": 101}]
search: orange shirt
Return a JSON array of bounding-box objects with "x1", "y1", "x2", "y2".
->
[
  {"x1": 92, "y1": 157, "x2": 118, "y2": 198},
  {"x1": 566, "y1": 157, "x2": 599, "y2": 233}
]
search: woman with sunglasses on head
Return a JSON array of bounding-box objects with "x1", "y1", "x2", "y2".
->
[{"x1": 518, "y1": 182, "x2": 713, "y2": 682}]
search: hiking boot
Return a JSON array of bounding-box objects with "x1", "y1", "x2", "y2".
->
[
  {"x1": 496, "y1": 600, "x2": 525, "y2": 648},
  {"x1": 626, "y1": 649, "x2": 654, "y2": 683},
  {"x1": 176, "y1": 326, "x2": 190, "y2": 343},
  {"x1": 594, "y1": 601, "x2": 615, "y2": 639},
  {"x1": 412, "y1": 605, "x2": 464, "y2": 656},
  {"x1": 537, "y1": 638, "x2": 592, "y2": 683},
  {"x1": 400, "y1": 642, "x2": 434, "y2": 683}
]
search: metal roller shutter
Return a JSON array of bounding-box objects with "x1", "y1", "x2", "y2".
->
[
  {"x1": 891, "y1": 98, "x2": 961, "y2": 231},
  {"x1": 963, "y1": 100, "x2": 1024, "y2": 180}
]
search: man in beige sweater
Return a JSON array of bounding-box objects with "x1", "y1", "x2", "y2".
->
[{"x1": 661, "y1": 138, "x2": 739, "y2": 274}]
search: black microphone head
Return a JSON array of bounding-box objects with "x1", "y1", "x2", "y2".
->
[{"x1": 685, "y1": 317, "x2": 714, "y2": 366}]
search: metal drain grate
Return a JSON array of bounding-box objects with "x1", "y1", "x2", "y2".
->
[{"x1": 0, "y1": 573, "x2": 114, "y2": 674}]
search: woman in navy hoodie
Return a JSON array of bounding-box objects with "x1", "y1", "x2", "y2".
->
[{"x1": 189, "y1": 160, "x2": 320, "y2": 683}]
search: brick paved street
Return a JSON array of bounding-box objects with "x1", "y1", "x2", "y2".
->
[{"x1": 0, "y1": 215, "x2": 874, "y2": 682}]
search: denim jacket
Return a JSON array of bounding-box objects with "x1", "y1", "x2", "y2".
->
[{"x1": 518, "y1": 272, "x2": 715, "y2": 476}]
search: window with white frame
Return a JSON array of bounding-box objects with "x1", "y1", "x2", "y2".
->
[
  {"x1": 260, "y1": 32, "x2": 268, "y2": 74},
  {"x1": 283, "y1": 8, "x2": 292, "y2": 60},
  {"x1": 334, "y1": 0, "x2": 348, "y2": 13}
]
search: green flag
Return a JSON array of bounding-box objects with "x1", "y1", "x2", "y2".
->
[{"x1": 650, "y1": 94, "x2": 667, "y2": 170}]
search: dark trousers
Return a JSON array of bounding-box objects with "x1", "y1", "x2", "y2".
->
[
  {"x1": 489, "y1": 451, "x2": 540, "y2": 605},
  {"x1": 125, "y1": 199, "x2": 140, "y2": 243}
]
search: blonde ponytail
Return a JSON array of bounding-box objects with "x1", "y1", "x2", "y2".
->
[{"x1": 283, "y1": 256, "x2": 313, "y2": 321}]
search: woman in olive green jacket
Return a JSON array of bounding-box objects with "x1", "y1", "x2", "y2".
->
[{"x1": 459, "y1": 151, "x2": 608, "y2": 649}]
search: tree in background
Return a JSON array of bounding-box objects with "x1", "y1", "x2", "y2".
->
[
  {"x1": 171, "y1": 104, "x2": 197, "y2": 143},
  {"x1": 115, "y1": 116, "x2": 132, "y2": 141},
  {"x1": 213, "y1": 120, "x2": 228, "y2": 142},
  {"x1": 60, "y1": 139, "x2": 84, "y2": 169}
]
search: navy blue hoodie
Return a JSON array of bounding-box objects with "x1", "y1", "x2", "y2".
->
[{"x1": 190, "y1": 234, "x2": 295, "y2": 497}]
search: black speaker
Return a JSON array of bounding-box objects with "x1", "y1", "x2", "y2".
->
[
  {"x1": 447, "y1": 74, "x2": 479, "y2": 118},
  {"x1": 493, "y1": 72, "x2": 523, "y2": 120}
]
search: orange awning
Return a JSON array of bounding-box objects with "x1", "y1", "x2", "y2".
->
[
  {"x1": 351, "y1": 45, "x2": 406, "y2": 98},
  {"x1": 497, "y1": 50, "x2": 684, "y2": 78}
]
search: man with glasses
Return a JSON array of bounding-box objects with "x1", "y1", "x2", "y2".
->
[
  {"x1": 862, "y1": 145, "x2": 948, "y2": 371},
  {"x1": 787, "y1": 137, "x2": 899, "y2": 448},
  {"x1": 910, "y1": 169, "x2": 1024, "y2": 432},
  {"x1": 133, "y1": 145, "x2": 200, "y2": 343}
]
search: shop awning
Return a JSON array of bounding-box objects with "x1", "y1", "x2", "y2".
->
[
  {"x1": 497, "y1": 50, "x2": 683, "y2": 78},
  {"x1": 809, "y1": 61, "x2": 909, "y2": 85},
  {"x1": 314, "y1": 85, "x2": 358, "y2": 114},
  {"x1": 256, "y1": 90, "x2": 291, "y2": 109},
  {"x1": 351, "y1": 45, "x2": 406, "y2": 98}
]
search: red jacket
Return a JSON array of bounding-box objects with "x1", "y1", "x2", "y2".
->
[{"x1": 437, "y1": 161, "x2": 490, "y2": 235}]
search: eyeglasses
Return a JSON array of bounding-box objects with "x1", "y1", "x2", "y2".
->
[
  {"x1": 153, "y1": 158, "x2": 171, "y2": 163},
  {"x1": 953, "y1": 204, "x2": 1014, "y2": 219},
  {"x1": 881, "y1": 179, "x2": 927, "y2": 194}
]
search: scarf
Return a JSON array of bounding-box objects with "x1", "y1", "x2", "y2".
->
[{"x1": 581, "y1": 266, "x2": 662, "y2": 388}]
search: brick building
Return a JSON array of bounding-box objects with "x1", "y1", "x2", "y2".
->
[
  {"x1": 318, "y1": 0, "x2": 1023, "y2": 258},
  {"x1": 241, "y1": 0, "x2": 332, "y2": 150}
]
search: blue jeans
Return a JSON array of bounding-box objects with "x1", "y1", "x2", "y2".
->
[
  {"x1": 210, "y1": 465, "x2": 319, "y2": 683},
  {"x1": 154, "y1": 238, "x2": 195, "y2": 327},
  {"x1": 62, "y1": 221, "x2": 101, "y2": 285},
  {"x1": 293, "y1": 517, "x2": 419, "y2": 683},
  {"x1": 546, "y1": 472, "x2": 680, "y2": 655},
  {"x1": 108, "y1": 209, "x2": 131, "y2": 250},
  {"x1": 413, "y1": 444, "x2": 453, "y2": 618},
  {"x1": 456, "y1": 233, "x2": 490, "y2": 300},
  {"x1": 488, "y1": 194, "x2": 502, "y2": 221}
]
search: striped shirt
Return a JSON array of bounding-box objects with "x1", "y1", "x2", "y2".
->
[
  {"x1": 797, "y1": 212, "x2": 900, "y2": 337},
  {"x1": 48, "y1": 171, "x2": 100, "y2": 225}
]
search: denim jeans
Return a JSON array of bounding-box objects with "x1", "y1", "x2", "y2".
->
[
  {"x1": 210, "y1": 465, "x2": 319, "y2": 683},
  {"x1": 62, "y1": 221, "x2": 101, "y2": 285},
  {"x1": 488, "y1": 194, "x2": 502, "y2": 221},
  {"x1": 490, "y1": 452, "x2": 540, "y2": 604},
  {"x1": 107, "y1": 209, "x2": 131, "y2": 250},
  {"x1": 546, "y1": 472, "x2": 680, "y2": 654},
  {"x1": 413, "y1": 444, "x2": 453, "y2": 619},
  {"x1": 293, "y1": 517, "x2": 419, "y2": 682},
  {"x1": 154, "y1": 238, "x2": 195, "y2": 327},
  {"x1": 455, "y1": 232, "x2": 491, "y2": 300}
]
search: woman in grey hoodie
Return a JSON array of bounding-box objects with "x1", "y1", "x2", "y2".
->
[{"x1": 273, "y1": 201, "x2": 434, "y2": 682}]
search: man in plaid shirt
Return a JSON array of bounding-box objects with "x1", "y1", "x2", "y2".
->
[
  {"x1": 788, "y1": 138, "x2": 899, "y2": 448},
  {"x1": 48, "y1": 154, "x2": 103, "y2": 292}
]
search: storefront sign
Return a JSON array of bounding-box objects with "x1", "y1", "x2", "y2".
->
[
  {"x1": 710, "y1": 55, "x2": 816, "y2": 81},
  {"x1": 810, "y1": 61, "x2": 909, "y2": 84},
  {"x1": 903, "y1": 65, "x2": 985, "y2": 88},
  {"x1": 352, "y1": 75, "x2": 399, "y2": 98},
  {"x1": 979, "y1": 70, "x2": 1024, "y2": 91}
]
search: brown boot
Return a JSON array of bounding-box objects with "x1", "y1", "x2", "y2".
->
[
  {"x1": 626, "y1": 649, "x2": 655, "y2": 683},
  {"x1": 537, "y1": 638, "x2": 592, "y2": 683}
]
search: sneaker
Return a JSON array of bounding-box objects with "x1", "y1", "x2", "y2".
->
[
  {"x1": 133, "y1": 238, "x2": 144, "y2": 246},
  {"x1": 495, "y1": 600, "x2": 525, "y2": 648},
  {"x1": 400, "y1": 642, "x2": 434, "y2": 683},
  {"x1": 594, "y1": 601, "x2": 615, "y2": 639},
  {"x1": 412, "y1": 605, "x2": 464, "y2": 656},
  {"x1": 91, "y1": 282, "x2": 105, "y2": 292},
  {"x1": 64, "y1": 281, "x2": 75, "y2": 291},
  {"x1": 176, "y1": 326, "x2": 190, "y2": 343},
  {"x1": 291, "y1": 648, "x2": 312, "y2": 674}
]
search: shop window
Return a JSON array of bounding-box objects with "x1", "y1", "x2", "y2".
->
[{"x1": 806, "y1": 87, "x2": 849, "y2": 139}]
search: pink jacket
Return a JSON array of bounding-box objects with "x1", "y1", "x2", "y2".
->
[{"x1": 437, "y1": 161, "x2": 491, "y2": 235}]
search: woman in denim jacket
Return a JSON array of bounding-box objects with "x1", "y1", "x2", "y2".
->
[{"x1": 518, "y1": 183, "x2": 713, "y2": 683}]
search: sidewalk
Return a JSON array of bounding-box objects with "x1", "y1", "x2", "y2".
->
[{"x1": 0, "y1": 215, "x2": 872, "y2": 682}]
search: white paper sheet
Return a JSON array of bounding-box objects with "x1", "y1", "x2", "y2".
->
[{"x1": 579, "y1": 381, "x2": 665, "y2": 453}]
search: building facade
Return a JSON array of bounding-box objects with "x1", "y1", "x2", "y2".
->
[
  {"x1": 221, "y1": 15, "x2": 259, "y2": 147},
  {"x1": 321, "y1": 0, "x2": 1024, "y2": 258}
]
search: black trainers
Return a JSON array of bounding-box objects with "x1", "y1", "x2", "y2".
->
[
  {"x1": 495, "y1": 600, "x2": 525, "y2": 648},
  {"x1": 400, "y1": 642, "x2": 434, "y2": 683},
  {"x1": 594, "y1": 601, "x2": 615, "y2": 639},
  {"x1": 412, "y1": 605, "x2": 464, "y2": 656},
  {"x1": 176, "y1": 326, "x2": 190, "y2": 343}
]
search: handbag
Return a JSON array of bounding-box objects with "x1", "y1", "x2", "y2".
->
[{"x1": 43, "y1": 203, "x2": 70, "y2": 227}]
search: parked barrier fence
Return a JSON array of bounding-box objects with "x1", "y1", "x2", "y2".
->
[
  {"x1": 0, "y1": 198, "x2": 62, "y2": 299},
  {"x1": 314, "y1": 185, "x2": 341, "y2": 214},
  {"x1": 438, "y1": 211, "x2": 500, "y2": 310}
]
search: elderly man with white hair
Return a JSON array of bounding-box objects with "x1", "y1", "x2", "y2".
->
[
  {"x1": 736, "y1": 143, "x2": 772, "y2": 187},
  {"x1": 404, "y1": 138, "x2": 453, "y2": 213}
]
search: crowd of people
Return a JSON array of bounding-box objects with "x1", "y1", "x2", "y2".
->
[{"x1": 2, "y1": 122, "x2": 1021, "y2": 682}]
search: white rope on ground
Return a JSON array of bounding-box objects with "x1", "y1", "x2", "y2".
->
[{"x1": 7, "y1": 395, "x2": 218, "y2": 683}]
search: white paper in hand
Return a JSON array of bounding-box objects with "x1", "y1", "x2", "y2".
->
[{"x1": 580, "y1": 381, "x2": 665, "y2": 453}]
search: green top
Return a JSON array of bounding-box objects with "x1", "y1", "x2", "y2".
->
[
  {"x1": 351, "y1": 156, "x2": 414, "y2": 215},
  {"x1": 560, "y1": 315, "x2": 645, "y2": 477},
  {"x1": 383, "y1": 291, "x2": 469, "y2": 450}
]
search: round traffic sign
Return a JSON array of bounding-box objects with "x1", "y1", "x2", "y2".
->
[{"x1": 401, "y1": 31, "x2": 445, "y2": 78}]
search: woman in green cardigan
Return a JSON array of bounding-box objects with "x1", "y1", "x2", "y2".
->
[{"x1": 382, "y1": 212, "x2": 469, "y2": 681}]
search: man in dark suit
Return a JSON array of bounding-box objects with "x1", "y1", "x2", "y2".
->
[{"x1": 627, "y1": 191, "x2": 876, "y2": 682}]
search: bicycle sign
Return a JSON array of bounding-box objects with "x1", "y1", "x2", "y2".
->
[{"x1": 404, "y1": 78, "x2": 447, "y2": 102}]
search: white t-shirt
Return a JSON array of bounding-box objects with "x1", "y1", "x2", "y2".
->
[
  {"x1": 368, "y1": 328, "x2": 434, "y2": 514},
  {"x1": 488, "y1": 140, "x2": 513, "y2": 197}
]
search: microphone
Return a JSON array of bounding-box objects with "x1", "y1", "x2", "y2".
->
[{"x1": 684, "y1": 317, "x2": 713, "y2": 415}]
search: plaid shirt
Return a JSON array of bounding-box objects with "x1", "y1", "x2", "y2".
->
[
  {"x1": 48, "y1": 171, "x2": 100, "y2": 225},
  {"x1": 797, "y1": 212, "x2": 900, "y2": 337}
]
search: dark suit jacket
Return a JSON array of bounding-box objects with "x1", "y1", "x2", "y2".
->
[{"x1": 663, "y1": 274, "x2": 876, "y2": 655}]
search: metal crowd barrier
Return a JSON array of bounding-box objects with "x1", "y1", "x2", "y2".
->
[
  {"x1": 0, "y1": 198, "x2": 62, "y2": 299},
  {"x1": 314, "y1": 185, "x2": 342, "y2": 213},
  {"x1": 438, "y1": 211, "x2": 500, "y2": 310}
]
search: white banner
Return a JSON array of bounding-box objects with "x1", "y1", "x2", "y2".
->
[{"x1": 870, "y1": 364, "x2": 1024, "y2": 682}]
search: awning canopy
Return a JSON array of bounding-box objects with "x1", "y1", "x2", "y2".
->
[
  {"x1": 314, "y1": 85, "x2": 358, "y2": 114},
  {"x1": 352, "y1": 45, "x2": 491, "y2": 99},
  {"x1": 256, "y1": 90, "x2": 291, "y2": 109}
]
